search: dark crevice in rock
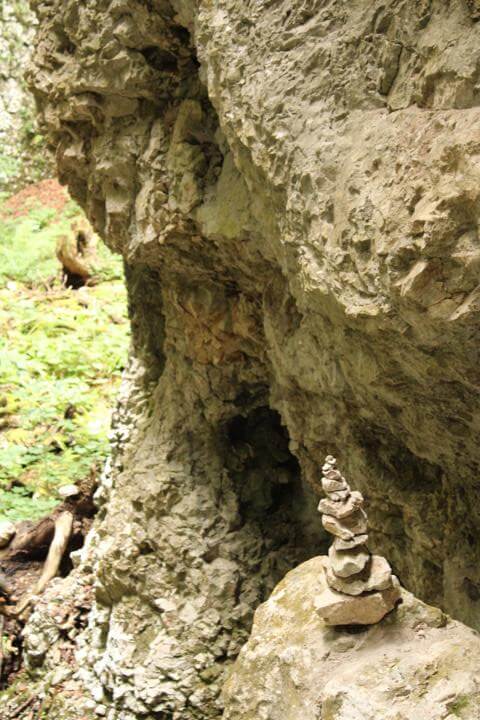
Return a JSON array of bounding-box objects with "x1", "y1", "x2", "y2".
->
[
  {"x1": 140, "y1": 46, "x2": 178, "y2": 72},
  {"x1": 224, "y1": 406, "x2": 326, "y2": 577}
]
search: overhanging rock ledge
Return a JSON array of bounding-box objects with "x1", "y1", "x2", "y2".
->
[{"x1": 23, "y1": 0, "x2": 480, "y2": 717}]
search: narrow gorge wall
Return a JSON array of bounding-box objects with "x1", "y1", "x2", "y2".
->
[
  {"x1": 27, "y1": 0, "x2": 480, "y2": 717},
  {"x1": 0, "y1": 1, "x2": 51, "y2": 190}
]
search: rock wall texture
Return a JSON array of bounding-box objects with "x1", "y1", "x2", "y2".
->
[
  {"x1": 0, "y1": 1, "x2": 51, "y2": 191},
  {"x1": 26, "y1": 0, "x2": 480, "y2": 717}
]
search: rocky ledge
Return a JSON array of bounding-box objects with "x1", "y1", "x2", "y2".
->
[{"x1": 223, "y1": 556, "x2": 480, "y2": 720}]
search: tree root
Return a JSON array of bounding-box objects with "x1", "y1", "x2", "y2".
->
[
  {"x1": 14, "y1": 512, "x2": 73, "y2": 617},
  {"x1": 0, "y1": 475, "x2": 96, "y2": 623},
  {"x1": 1, "y1": 518, "x2": 55, "y2": 563}
]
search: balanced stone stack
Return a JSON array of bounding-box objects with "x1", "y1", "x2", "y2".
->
[{"x1": 315, "y1": 455, "x2": 401, "y2": 625}]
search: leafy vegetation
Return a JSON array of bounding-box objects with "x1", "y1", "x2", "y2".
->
[{"x1": 0, "y1": 189, "x2": 129, "y2": 522}]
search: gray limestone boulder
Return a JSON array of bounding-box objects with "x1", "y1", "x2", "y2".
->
[{"x1": 222, "y1": 557, "x2": 480, "y2": 720}]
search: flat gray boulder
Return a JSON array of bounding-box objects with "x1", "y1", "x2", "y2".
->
[{"x1": 222, "y1": 556, "x2": 480, "y2": 720}]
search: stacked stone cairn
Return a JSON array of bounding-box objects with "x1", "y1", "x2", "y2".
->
[{"x1": 315, "y1": 455, "x2": 401, "y2": 625}]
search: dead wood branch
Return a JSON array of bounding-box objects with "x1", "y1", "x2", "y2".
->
[
  {"x1": 35, "y1": 512, "x2": 73, "y2": 595},
  {"x1": 0, "y1": 474, "x2": 96, "y2": 622},
  {"x1": 15, "y1": 512, "x2": 73, "y2": 616},
  {"x1": 1, "y1": 518, "x2": 55, "y2": 562}
]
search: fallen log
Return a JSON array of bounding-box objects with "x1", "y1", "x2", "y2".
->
[
  {"x1": 0, "y1": 474, "x2": 96, "y2": 619},
  {"x1": 56, "y1": 217, "x2": 99, "y2": 288},
  {"x1": 2, "y1": 517, "x2": 55, "y2": 562}
]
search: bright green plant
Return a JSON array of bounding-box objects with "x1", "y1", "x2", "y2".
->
[
  {"x1": 0, "y1": 196, "x2": 129, "y2": 522},
  {"x1": 0, "y1": 155, "x2": 21, "y2": 186}
]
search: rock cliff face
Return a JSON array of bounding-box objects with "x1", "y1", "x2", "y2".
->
[
  {"x1": 0, "y1": 1, "x2": 51, "y2": 190},
  {"x1": 27, "y1": 0, "x2": 480, "y2": 717}
]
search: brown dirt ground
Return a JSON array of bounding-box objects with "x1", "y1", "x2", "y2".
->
[{"x1": 1, "y1": 179, "x2": 68, "y2": 219}]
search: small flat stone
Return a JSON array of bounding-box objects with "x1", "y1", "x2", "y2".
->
[
  {"x1": 318, "y1": 491, "x2": 364, "y2": 519},
  {"x1": 58, "y1": 484, "x2": 80, "y2": 498},
  {"x1": 315, "y1": 581, "x2": 401, "y2": 625},
  {"x1": 322, "y1": 508, "x2": 368, "y2": 540},
  {"x1": 327, "y1": 555, "x2": 393, "y2": 596},
  {"x1": 329, "y1": 544, "x2": 370, "y2": 578},
  {"x1": 0, "y1": 521, "x2": 16, "y2": 548},
  {"x1": 343, "y1": 507, "x2": 367, "y2": 533},
  {"x1": 322, "y1": 514, "x2": 354, "y2": 540},
  {"x1": 328, "y1": 489, "x2": 350, "y2": 501},
  {"x1": 322, "y1": 476, "x2": 348, "y2": 493},
  {"x1": 334, "y1": 534, "x2": 368, "y2": 550},
  {"x1": 323, "y1": 467, "x2": 342, "y2": 479}
]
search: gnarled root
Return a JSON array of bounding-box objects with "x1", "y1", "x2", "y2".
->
[{"x1": 14, "y1": 512, "x2": 73, "y2": 617}]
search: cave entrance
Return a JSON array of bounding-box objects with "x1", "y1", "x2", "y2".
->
[{"x1": 224, "y1": 406, "x2": 327, "y2": 592}]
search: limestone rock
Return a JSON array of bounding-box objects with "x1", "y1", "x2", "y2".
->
[
  {"x1": 25, "y1": 0, "x2": 480, "y2": 716},
  {"x1": 328, "y1": 489, "x2": 350, "y2": 501},
  {"x1": 315, "y1": 581, "x2": 401, "y2": 626},
  {"x1": 321, "y1": 474, "x2": 348, "y2": 494},
  {"x1": 334, "y1": 534, "x2": 368, "y2": 551},
  {"x1": 322, "y1": 514, "x2": 353, "y2": 540},
  {"x1": 318, "y1": 490, "x2": 363, "y2": 519},
  {"x1": 318, "y1": 456, "x2": 398, "y2": 610},
  {"x1": 328, "y1": 544, "x2": 369, "y2": 578},
  {"x1": 322, "y1": 508, "x2": 368, "y2": 540},
  {"x1": 222, "y1": 557, "x2": 480, "y2": 720},
  {"x1": 327, "y1": 555, "x2": 394, "y2": 596},
  {"x1": 58, "y1": 484, "x2": 80, "y2": 499}
]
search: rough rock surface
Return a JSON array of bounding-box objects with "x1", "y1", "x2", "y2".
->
[
  {"x1": 316, "y1": 455, "x2": 401, "y2": 623},
  {"x1": 326, "y1": 554, "x2": 394, "y2": 595},
  {"x1": 25, "y1": 0, "x2": 480, "y2": 717},
  {"x1": 0, "y1": 1, "x2": 51, "y2": 190},
  {"x1": 328, "y1": 544, "x2": 369, "y2": 578},
  {"x1": 314, "y1": 578, "x2": 401, "y2": 626},
  {"x1": 223, "y1": 557, "x2": 480, "y2": 720}
]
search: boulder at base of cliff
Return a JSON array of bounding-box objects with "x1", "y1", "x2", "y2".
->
[{"x1": 222, "y1": 556, "x2": 480, "y2": 720}]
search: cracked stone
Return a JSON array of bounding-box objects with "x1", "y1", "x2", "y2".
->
[
  {"x1": 318, "y1": 490, "x2": 364, "y2": 519},
  {"x1": 327, "y1": 555, "x2": 394, "y2": 596},
  {"x1": 328, "y1": 544, "x2": 370, "y2": 578}
]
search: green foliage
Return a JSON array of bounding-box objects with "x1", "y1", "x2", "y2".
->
[
  {"x1": 0, "y1": 196, "x2": 129, "y2": 522},
  {"x1": 448, "y1": 695, "x2": 470, "y2": 717},
  {"x1": 0, "y1": 485, "x2": 56, "y2": 521},
  {"x1": 10, "y1": 1, "x2": 33, "y2": 26},
  {"x1": 0, "y1": 199, "x2": 124, "y2": 288},
  {"x1": 0, "y1": 204, "x2": 58, "y2": 284},
  {"x1": 0, "y1": 154, "x2": 21, "y2": 186},
  {"x1": 19, "y1": 106, "x2": 35, "y2": 137}
]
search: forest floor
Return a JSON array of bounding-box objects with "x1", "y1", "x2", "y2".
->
[
  {"x1": 0, "y1": 180, "x2": 129, "y2": 709},
  {"x1": 0, "y1": 179, "x2": 129, "y2": 521}
]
